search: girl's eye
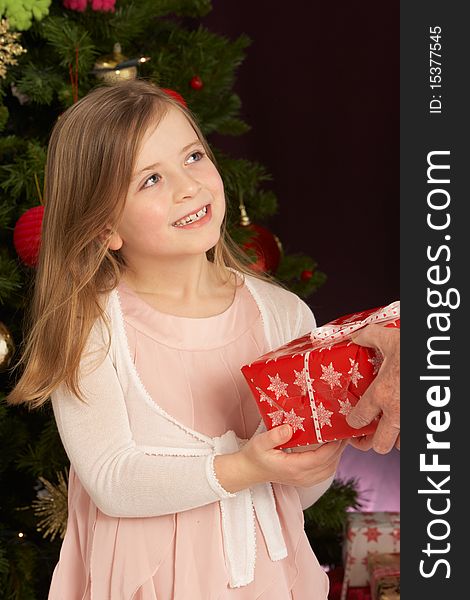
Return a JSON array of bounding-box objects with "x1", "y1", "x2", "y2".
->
[
  {"x1": 187, "y1": 150, "x2": 205, "y2": 163},
  {"x1": 140, "y1": 150, "x2": 205, "y2": 190},
  {"x1": 142, "y1": 173, "x2": 161, "y2": 189}
]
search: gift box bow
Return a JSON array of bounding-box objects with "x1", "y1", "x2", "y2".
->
[
  {"x1": 241, "y1": 302, "x2": 400, "y2": 448},
  {"x1": 310, "y1": 301, "x2": 400, "y2": 346}
]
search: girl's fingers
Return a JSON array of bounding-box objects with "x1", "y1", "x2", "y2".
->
[{"x1": 289, "y1": 439, "x2": 345, "y2": 468}]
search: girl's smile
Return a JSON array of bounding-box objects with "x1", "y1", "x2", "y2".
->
[{"x1": 172, "y1": 203, "x2": 212, "y2": 228}]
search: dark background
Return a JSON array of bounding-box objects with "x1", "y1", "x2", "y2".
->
[{"x1": 201, "y1": 1, "x2": 399, "y2": 324}]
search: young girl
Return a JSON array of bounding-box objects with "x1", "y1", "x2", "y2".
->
[{"x1": 7, "y1": 79, "x2": 347, "y2": 599}]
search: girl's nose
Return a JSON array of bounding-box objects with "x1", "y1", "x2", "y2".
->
[{"x1": 173, "y1": 171, "x2": 202, "y2": 203}]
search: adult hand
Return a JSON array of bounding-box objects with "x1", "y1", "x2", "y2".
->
[{"x1": 346, "y1": 323, "x2": 400, "y2": 454}]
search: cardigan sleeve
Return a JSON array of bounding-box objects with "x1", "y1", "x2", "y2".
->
[
  {"x1": 51, "y1": 326, "x2": 236, "y2": 519},
  {"x1": 294, "y1": 295, "x2": 317, "y2": 337}
]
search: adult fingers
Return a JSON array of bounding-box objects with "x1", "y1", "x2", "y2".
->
[
  {"x1": 371, "y1": 415, "x2": 400, "y2": 454},
  {"x1": 348, "y1": 434, "x2": 375, "y2": 451},
  {"x1": 346, "y1": 385, "x2": 381, "y2": 429}
]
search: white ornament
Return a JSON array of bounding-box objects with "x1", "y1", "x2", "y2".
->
[
  {"x1": 320, "y1": 362, "x2": 342, "y2": 389},
  {"x1": 267, "y1": 373, "x2": 289, "y2": 401},
  {"x1": 347, "y1": 358, "x2": 364, "y2": 387}
]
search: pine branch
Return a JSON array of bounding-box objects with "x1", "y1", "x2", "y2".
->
[
  {"x1": 0, "y1": 141, "x2": 46, "y2": 205},
  {"x1": 0, "y1": 536, "x2": 38, "y2": 600},
  {"x1": 0, "y1": 136, "x2": 27, "y2": 161},
  {"x1": 0, "y1": 400, "x2": 31, "y2": 477},
  {"x1": 0, "y1": 105, "x2": 8, "y2": 131},
  {"x1": 61, "y1": 0, "x2": 211, "y2": 51},
  {"x1": 0, "y1": 251, "x2": 23, "y2": 304},
  {"x1": 16, "y1": 64, "x2": 64, "y2": 105},
  {"x1": 276, "y1": 253, "x2": 327, "y2": 298},
  {"x1": 215, "y1": 116, "x2": 250, "y2": 136},
  {"x1": 0, "y1": 199, "x2": 15, "y2": 229},
  {"x1": 40, "y1": 16, "x2": 98, "y2": 72},
  {"x1": 15, "y1": 415, "x2": 68, "y2": 481},
  {"x1": 213, "y1": 152, "x2": 273, "y2": 199},
  {"x1": 164, "y1": 0, "x2": 213, "y2": 18},
  {"x1": 152, "y1": 26, "x2": 251, "y2": 119},
  {"x1": 304, "y1": 478, "x2": 362, "y2": 531},
  {"x1": 198, "y1": 93, "x2": 248, "y2": 136},
  {"x1": 303, "y1": 478, "x2": 362, "y2": 567}
]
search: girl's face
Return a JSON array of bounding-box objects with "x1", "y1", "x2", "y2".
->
[{"x1": 110, "y1": 105, "x2": 225, "y2": 268}]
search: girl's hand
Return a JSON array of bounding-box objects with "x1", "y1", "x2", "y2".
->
[{"x1": 215, "y1": 425, "x2": 347, "y2": 493}]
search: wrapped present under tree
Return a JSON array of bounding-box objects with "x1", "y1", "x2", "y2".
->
[{"x1": 341, "y1": 512, "x2": 400, "y2": 600}]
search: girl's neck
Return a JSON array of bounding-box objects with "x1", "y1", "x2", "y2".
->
[{"x1": 121, "y1": 255, "x2": 234, "y2": 304}]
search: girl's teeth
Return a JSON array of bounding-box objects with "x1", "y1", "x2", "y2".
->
[{"x1": 173, "y1": 206, "x2": 207, "y2": 227}]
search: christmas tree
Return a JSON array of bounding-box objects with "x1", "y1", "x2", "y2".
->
[{"x1": 0, "y1": 2, "x2": 355, "y2": 596}]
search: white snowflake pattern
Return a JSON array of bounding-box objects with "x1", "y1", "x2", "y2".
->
[
  {"x1": 267, "y1": 373, "x2": 289, "y2": 401},
  {"x1": 282, "y1": 408, "x2": 305, "y2": 433},
  {"x1": 320, "y1": 362, "x2": 343, "y2": 389},
  {"x1": 268, "y1": 409, "x2": 285, "y2": 426},
  {"x1": 338, "y1": 398, "x2": 353, "y2": 417},
  {"x1": 256, "y1": 386, "x2": 274, "y2": 406},
  {"x1": 316, "y1": 402, "x2": 334, "y2": 428},
  {"x1": 347, "y1": 358, "x2": 364, "y2": 387},
  {"x1": 293, "y1": 369, "x2": 308, "y2": 395},
  {"x1": 368, "y1": 350, "x2": 384, "y2": 375}
]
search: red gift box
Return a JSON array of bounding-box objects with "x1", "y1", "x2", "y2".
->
[
  {"x1": 341, "y1": 512, "x2": 400, "y2": 599},
  {"x1": 327, "y1": 566, "x2": 372, "y2": 600},
  {"x1": 367, "y1": 552, "x2": 400, "y2": 600},
  {"x1": 241, "y1": 302, "x2": 400, "y2": 449}
]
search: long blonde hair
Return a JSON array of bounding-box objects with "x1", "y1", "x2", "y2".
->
[{"x1": 5, "y1": 79, "x2": 278, "y2": 410}]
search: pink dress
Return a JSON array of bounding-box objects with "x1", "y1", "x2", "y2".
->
[{"x1": 49, "y1": 278, "x2": 329, "y2": 599}]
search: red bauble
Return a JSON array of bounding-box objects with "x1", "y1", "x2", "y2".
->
[
  {"x1": 301, "y1": 269, "x2": 314, "y2": 281},
  {"x1": 13, "y1": 205, "x2": 44, "y2": 267},
  {"x1": 241, "y1": 224, "x2": 281, "y2": 273},
  {"x1": 189, "y1": 75, "x2": 203, "y2": 90},
  {"x1": 161, "y1": 88, "x2": 187, "y2": 108}
]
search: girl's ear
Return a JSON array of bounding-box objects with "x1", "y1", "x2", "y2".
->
[{"x1": 99, "y1": 227, "x2": 123, "y2": 251}]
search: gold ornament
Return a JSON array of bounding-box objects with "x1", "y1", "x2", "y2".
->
[
  {"x1": 93, "y1": 42, "x2": 151, "y2": 83},
  {"x1": 0, "y1": 18, "x2": 27, "y2": 80},
  {"x1": 238, "y1": 195, "x2": 283, "y2": 255},
  {"x1": 31, "y1": 470, "x2": 69, "y2": 541},
  {"x1": 0, "y1": 321, "x2": 15, "y2": 371}
]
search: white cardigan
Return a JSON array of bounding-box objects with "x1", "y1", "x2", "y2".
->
[{"x1": 51, "y1": 272, "x2": 334, "y2": 588}]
